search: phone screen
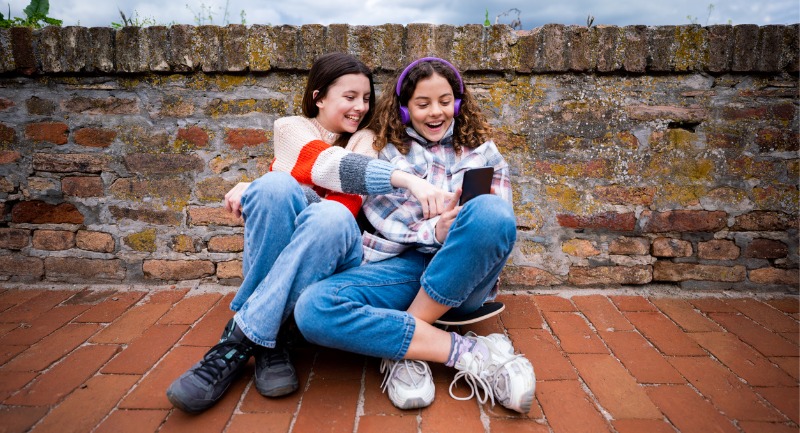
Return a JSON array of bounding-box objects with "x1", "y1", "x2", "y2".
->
[{"x1": 459, "y1": 167, "x2": 494, "y2": 205}]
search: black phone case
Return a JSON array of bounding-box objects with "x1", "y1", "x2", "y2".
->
[{"x1": 459, "y1": 167, "x2": 494, "y2": 205}]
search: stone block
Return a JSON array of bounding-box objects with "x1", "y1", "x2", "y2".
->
[
  {"x1": 756, "y1": 25, "x2": 785, "y2": 72},
  {"x1": 556, "y1": 212, "x2": 636, "y2": 231},
  {"x1": 648, "y1": 25, "x2": 675, "y2": 71},
  {"x1": 12, "y1": 201, "x2": 84, "y2": 224},
  {"x1": 501, "y1": 265, "x2": 562, "y2": 288},
  {"x1": 406, "y1": 24, "x2": 436, "y2": 61},
  {"x1": 109, "y1": 178, "x2": 191, "y2": 203},
  {"x1": 0, "y1": 255, "x2": 43, "y2": 278},
  {"x1": 673, "y1": 25, "x2": 706, "y2": 71},
  {"x1": 0, "y1": 123, "x2": 16, "y2": 145},
  {"x1": 115, "y1": 26, "x2": 147, "y2": 73},
  {"x1": 123, "y1": 153, "x2": 204, "y2": 176},
  {"x1": 0, "y1": 28, "x2": 13, "y2": 72},
  {"x1": 697, "y1": 240, "x2": 740, "y2": 260},
  {"x1": 208, "y1": 235, "x2": 244, "y2": 253},
  {"x1": 271, "y1": 25, "x2": 299, "y2": 69},
  {"x1": 732, "y1": 211, "x2": 797, "y2": 231},
  {"x1": 196, "y1": 25, "x2": 223, "y2": 72},
  {"x1": 10, "y1": 27, "x2": 35, "y2": 74},
  {"x1": 568, "y1": 265, "x2": 652, "y2": 286},
  {"x1": 76, "y1": 230, "x2": 115, "y2": 253},
  {"x1": 63, "y1": 96, "x2": 139, "y2": 115},
  {"x1": 222, "y1": 24, "x2": 248, "y2": 71},
  {"x1": 33, "y1": 229, "x2": 76, "y2": 251},
  {"x1": 143, "y1": 259, "x2": 215, "y2": 281},
  {"x1": 540, "y1": 24, "x2": 568, "y2": 72},
  {"x1": 484, "y1": 24, "x2": 514, "y2": 71},
  {"x1": 732, "y1": 24, "x2": 759, "y2": 72},
  {"x1": 36, "y1": 26, "x2": 62, "y2": 73},
  {"x1": 609, "y1": 237, "x2": 650, "y2": 256},
  {"x1": 653, "y1": 261, "x2": 745, "y2": 282},
  {"x1": 33, "y1": 153, "x2": 108, "y2": 173},
  {"x1": 641, "y1": 210, "x2": 727, "y2": 233},
  {"x1": 73, "y1": 127, "x2": 116, "y2": 148},
  {"x1": 25, "y1": 122, "x2": 68, "y2": 144},
  {"x1": 652, "y1": 237, "x2": 693, "y2": 258},
  {"x1": 567, "y1": 25, "x2": 595, "y2": 71},
  {"x1": 622, "y1": 25, "x2": 647, "y2": 73},
  {"x1": 517, "y1": 30, "x2": 538, "y2": 73},
  {"x1": 225, "y1": 128, "x2": 269, "y2": 149},
  {"x1": 596, "y1": 25, "x2": 622, "y2": 72},
  {"x1": 217, "y1": 260, "x2": 242, "y2": 279},
  {"x1": 188, "y1": 206, "x2": 243, "y2": 227},
  {"x1": 0, "y1": 228, "x2": 30, "y2": 250},
  {"x1": 562, "y1": 239, "x2": 600, "y2": 257},
  {"x1": 707, "y1": 25, "x2": 733, "y2": 73},
  {"x1": 374, "y1": 24, "x2": 405, "y2": 71},
  {"x1": 169, "y1": 25, "x2": 198, "y2": 71},
  {"x1": 45, "y1": 257, "x2": 125, "y2": 281},
  {"x1": 26, "y1": 96, "x2": 56, "y2": 115},
  {"x1": 62, "y1": 176, "x2": 104, "y2": 197},
  {"x1": 109, "y1": 206, "x2": 183, "y2": 226},
  {"x1": 88, "y1": 27, "x2": 114, "y2": 73},
  {"x1": 744, "y1": 239, "x2": 789, "y2": 259},
  {"x1": 749, "y1": 267, "x2": 799, "y2": 286},
  {"x1": 248, "y1": 24, "x2": 274, "y2": 71},
  {"x1": 62, "y1": 26, "x2": 90, "y2": 72},
  {"x1": 144, "y1": 26, "x2": 169, "y2": 71},
  {"x1": 786, "y1": 24, "x2": 799, "y2": 72}
]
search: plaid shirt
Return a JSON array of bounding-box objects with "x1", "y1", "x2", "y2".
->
[{"x1": 362, "y1": 123, "x2": 512, "y2": 263}]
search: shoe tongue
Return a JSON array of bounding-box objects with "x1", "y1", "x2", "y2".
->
[{"x1": 395, "y1": 361, "x2": 421, "y2": 385}]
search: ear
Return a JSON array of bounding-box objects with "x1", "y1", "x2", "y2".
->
[{"x1": 312, "y1": 90, "x2": 321, "y2": 106}]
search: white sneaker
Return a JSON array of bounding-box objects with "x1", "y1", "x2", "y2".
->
[
  {"x1": 380, "y1": 359, "x2": 435, "y2": 409},
  {"x1": 449, "y1": 332, "x2": 536, "y2": 413}
]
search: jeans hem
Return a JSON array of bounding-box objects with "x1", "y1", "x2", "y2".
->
[{"x1": 233, "y1": 313, "x2": 276, "y2": 348}]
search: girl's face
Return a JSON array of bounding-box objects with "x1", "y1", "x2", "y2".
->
[
  {"x1": 315, "y1": 73, "x2": 371, "y2": 134},
  {"x1": 407, "y1": 72, "x2": 455, "y2": 143}
]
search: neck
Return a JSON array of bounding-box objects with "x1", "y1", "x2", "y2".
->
[{"x1": 311, "y1": 117, "x2": 341, "y2": 144}]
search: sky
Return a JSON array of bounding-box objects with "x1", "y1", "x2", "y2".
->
[{"x1": 15, "y1": 0, "x2": 800, "y2": 28}]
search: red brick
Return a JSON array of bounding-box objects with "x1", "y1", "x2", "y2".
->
[
  {"x1": 568, "y1": 265, "x2": 652, "y2": 285},
  {"x1": 537, "y1": 380, "x2": 612, "y2": 433},
  {"x1": 753, "y1": 387, "x2": 799, "y2": 424},
  {"x1": 225, "y1": 128, "x2": 269, "y2": 149},
  {"x1": 496, "y1": 294, "x2": 543, "y2": 329},
  {"x1": 45, "y1": 257, "x2": 126, "y2": 281},
  {"x1": 690, "y1": 332, "x2": 795, "y2": 387},
  {"x1": 101, "y1": 324, "x2": 187, "y2": 374},
  {"x1": 207, "y1": 234, "x2": 244, "y2": 252},
  {"x1": 641, "y1": 210, "x2": 727, "y2": 232},
  {"x1": 73, "y1": 127, "x2": 117, "y2": 147},
  {"x1": 178, "y1": 294, "x2": 235, "y2": 346},
  {"x1": 770, "y1": 356, "x2": 799, "y2": 380},
  {"x1": 593, "y1": 186, "x2": 655, "y2": 206},
  {"x1": 698, "y1": 239, "x2": 740, "y2": 260},
  {"x1": 732, "y1": 211, "x2": 797, "y2": 231},
  {"x1": 142, "y1": 260, "x2": 215, "y2": 281},
  {"x1": 240, "y1": 346, "x2": 313, "y2": 414},
  {"x1": 749, "y1": 267, "x2": 799, "y2": 286},
  {"x1": 725, "y1": 298, "x2": 798, "y2": 332},
  {"x1": 311, "y1": 348, "x2": 366, "y2": 382},
  {"x1": 188, "y1": 206, "x2": 244, "y2": 226},
  {"x1": 63, "y1": 96, "x2": 138, "y2": 114},
  {"x1": 542, "y1": 311, "x2": 607, "y2": 354},
  {"x1": 745, "y1": 239, "x2": 789, "y2": 259},
  {"x1": 94, "y1": 409, "x2": 169, "y2": 433},
  {"x1": 0, "y1": 227, "x2": 30, "y2": 249},
  {"x1": 688, "y1": 297, "x2": 738, "y2": 313},
  {"x1": 90, "y1": 303, "x2": 172, "y2": 344},
  {"x1": 76, "y1": 291, "x2": 145, "y2": 323},
  {"x1": 508, "y1": 328, "x2": 577, "y2": 381},
  {"x1": 227, "y1": 413, "x2": 294, "y2": 433},
  {"x1": 668, "y1": 356, "x2": 786, "y2": 421},
  {"x1": 573, "y1": 295, "x2": 634, "y2": 332},
  {"x1": 158, "y1": 292, "x2": 223, "y2": 325},
  {"x1": 292, "y1": 378, "x2": 361, "y2": 433},
  {"x1": 5, "y1": 344, "x2": 119, "y2": 406},
  {"x1": 120, "y1": 345, "x2": 208, "y2": 410},
  {"x1": 533, "y1": 295, "x2": 576, "y2": 312},
  {"x1": 25, "y1": 121, "x2": 68, "y2": 144},
  {"x1": 556, "y1": 212, "x2": 636, "y2": 231},
  {"x1": 31, "y1": 374, "x2": 139, "y2": 433},
  {"x1": 570, "y1": 353, "x2": 661, "y2": 419},
  {"x1": 0, "y1": 304, "x2": 89, "y2": 346},
  {"x1": 650, "y1": 298, "x2": 722, "y2": 332},
  {"x1": 501, "y1": 266, "x2": 562, "y2": 288},
  {"x1": 146, "y1": 288, "x2": 190, "y2": 305},
  {"x1": 418, "y1": 380, "x2": 485, "y2": 433},
  {"x1": 765, "y1": 298, "x2": 800, "y2": 314},
  {"x1": 489, "y1": 418, "x2": 550, "y2": 432},
  {"x1": 33, "y1": 152, "x2": 108, "y2": 173},
  {"x1": 217, "y1": 260, "x2": 242, "y2": 279},
  {"x1": 0, "y1": 406, "x2": 49, "y2": 433},
  {"x1": 612, "y1": 419, "x2": 676, "y2": 433},
  {"x1": 32, "y1": 229, "x2": 76, "y2": 250},
  {"x1": 609, "y1": 236, "x2": 650, "y2": 255},
  {"x1": 609, "y1": 295, "x2": 657, "y2": 312},
  {"x1": 0, "y1": 255, "x2": 44, "y2": 279},
  {"x1": 0, "y1": 344, "x2": 27, "y2": 366},
  {"x1": 624, "y1": 311, "x2": 705, "y2": 356},
  {"x1": 651, "y1": 237, "x2": 692, "y2": 257},
  {"x1": 62, "y1": 176, "x2": 104, "y2": 197},
  {"x1": 11, "y1": 201, "x2": 84, "y2": 224},
  {"x1": 0, "y1": 370, "x2": 37, "y2": 401},
  {"x1": 176, "y1": 125, "x2": 209, "y2": 147},
  {"x1": 0, "y1": 290, "x2": 73, "y2": 323},
  {"x1": 738, "y1": 421, "x2": 799, "y2": 433},
  {"x1": 709, "y1": 313, "x2": 797, "y2": 356},
  {"x1": 600, "y1": 331, "x2": 684, "y2": 384},
  {"x1": 646, "y1": 385, "x2": 739, "y2": 433},
  {"x1": 2, "y1": 323, "x2": 100, "y2": 372},
  {"x1": 75, "y1": 230, "x2": 115, "y2": 253},
  {"x1": 653, "y1": 261, "x2": 746, "y2": 282}
]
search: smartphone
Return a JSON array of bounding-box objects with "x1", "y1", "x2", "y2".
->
[{"x1": 459, "y1": 167, "x2": 494, "y2": 205}]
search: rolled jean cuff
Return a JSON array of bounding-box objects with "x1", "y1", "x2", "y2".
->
[{"x1": 391, "y1": 312, "x2": 417, "y2": 360}]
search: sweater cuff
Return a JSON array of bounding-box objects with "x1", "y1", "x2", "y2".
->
[{"x1": 364, "y1": 159, "x2": 395, "y2": 195}]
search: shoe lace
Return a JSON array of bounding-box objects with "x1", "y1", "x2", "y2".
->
[
  {"x1": 448, "y1": 351, "x2": 524, "y2": 407},
  {"x1": 380, "y1": 359, "x2": 431, "y2": 393},
  {"x1": 194, "y1": 340, "x2": 251, "y2": 384},
  {"x1": 257, "y1": 347, "x2": 290, "y2": 368}
]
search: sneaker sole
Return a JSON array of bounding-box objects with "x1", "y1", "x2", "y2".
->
[
  {"x1": 256, "y1": 380, "x2": 299, "y2": 397},
  {"x1": 435, "y1": 302, "x2": 505, "y2": 326}
]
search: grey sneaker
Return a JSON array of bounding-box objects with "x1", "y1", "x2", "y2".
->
[
  {"x1": 254, "y1": 345, "x2": 299, "y2": 397},
  {"x1": 166, "y1": 318, "x2": 254, "y2": 413},
  {"x1": 380, "y1": 359, "x2": 435, "y2": 409}
]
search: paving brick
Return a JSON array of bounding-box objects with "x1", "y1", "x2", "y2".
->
[
  {"x1": 227, "y1": 413, "x2": 294, "y2": 433},
  {"x1": 30, "y1": 374, "x2": 139, "y2": 433},
  {"x1": 689, "y1": 297, "x2": 738, "y2": 313},
  {"x1": 120, "y1": 345, "x2": 208, "y2": 410},
  {"x1": 292, "y1": 378, "x2": 360, "y2": 433},
  {"x1": 624, "y1": 311, "x2": 706, "y2": 356},
  {"x1": 709, "y1": 313, "x2": 798, "y2": 356},
  {"x1": 609, "y1": 295, "x2": 657, "y2": 312},
  {"x1": 1, "y1": 323, "x2": 100, "y2": 371},
  {"x1": 240, "y1": 346, "x2": 313, "y2": 414},
  {"x1": 0, "y1": 406, "x2": 49, "y2": 433},
  {"x1": 488, "y1": 418, "x2": 550, "y2": 432},
  {"x1": 496, "y1": 293, "x2": 544, "y2": 328},
  {"x1": 311, "y1": 347, "x2": 366, "y2": 382},
  {"x1": 0, "y1": 370, "x2": 36, "y2": 401},
  {"x1": 0, "y1": 304, "x2": 89, "y2": 346},
  {"x1": 361, "y1": 357, "x2": 413, "y2": 416},
  {"x1": 0, "y1": 344, "x2": 28, "y2": 366},
  {"x1": 533, "y1": 295, "x2": 576, "y2": 312},
  {"x1": 94, "y1": 409, "x2": 170, "y2": 433},
  {"x1": 650, "y1": 298, "x2": 722, "y2": 332},
  {"x1": 157, "y1": 292, "x2": 222, "y2": 325},
  {"x1": 158, "y1": 374, "x2": 248, "y2": 433},
  {"x1": 508, "y1": 328, "x2": 578, "y2": 381},
  {"x1": 770, "y1": 356, "x2": 799, "y2": 380},
  {"x1": 90, "y1": 302, "x2": 172, "y2": 344},
  {"x1": 75, "y1": 291, "x2": 145, "y2": 323},
  {"x1": 668, "y1": 356, "x2": 786, "y2": 421},
  {"x1": 599, "y1": 331, "x2": 684, "y2": 384},
  {"x1": 541, "y1": 311, "x2": 607, "y2": 354},
  {"x1": 738, "y1": 421, "x2": 800, "y2": 433},
  {"x1": 647, "y1": 385, "x2": 739, "y2": 433},
  {"x1": 690, "y1": 332, "x2": 796, "y2": 387},
  {"x1": 537, "y1": 380, "x2": 612, "y2": 433},
  {"x1": 764, "y1": 298, "x2": 800, "y2": 314},
  {"x1": 569, "y1": 353, "x2": 662, "y2": 420},
  {"x1": 419, "y1": 381, "x2": 484, "y2": 433},
  {"x1": 753, "y1": 387, "x2": 800, "y2": 424},
  {"x1": 726, "y1": 298, "x2": 798, "y2": 332},
  {"x1": 611, "y1": 419, "x2": 677, "y2": 433},
  {"x1": 573, "y1": 295, "x2": 634, "y2": 332},
  {"x1": 146, "y1": 288, "x2": 190, "y2": 304},
  {"x1": 5, "y1": 344, "x2": 119, "y2": 406},
  {"x1": 101, "y1": 324, "x2": 188, "y2": 374},
  {"x1": 0, "y1": 290, "x2": 74, "y2": 323},
  {"x1": 0, "y1": 289, "x2": 43, "y2": 313},
  {"x1": 178, "y1": 294, "x2": 235, "y2": 346}
]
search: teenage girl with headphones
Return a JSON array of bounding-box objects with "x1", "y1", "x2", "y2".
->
[{"x1": 294, "y1": 57, "x2": 536, "y2": 413}]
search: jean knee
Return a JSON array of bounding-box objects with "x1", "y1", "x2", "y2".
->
[
  {"x1": 465, "y1": 195, "x2": 517, "y2": 245},
  {"x1": 241, "y1": 172, "x2": 301, "y2": 214},
  {"x1": 293, "y1": 285, "x2": 327, "y2": 344}
]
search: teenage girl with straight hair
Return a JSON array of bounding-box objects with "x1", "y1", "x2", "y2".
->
[
  {"x1": 167, "y1": 52, "x2": 449, "y2": 413},
  {"x1": 294, "y1": 57, "x2": 536, "y2": 413}
]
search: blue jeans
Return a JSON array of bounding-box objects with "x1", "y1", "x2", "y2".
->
[
  {"x1": 230, "y1": 171, "x2": 363, "y2": 348},
  {"x1": 294, "y1": 194, "x2": 516, "y2": 360}
]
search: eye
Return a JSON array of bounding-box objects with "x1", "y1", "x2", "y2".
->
[{"x1": 345, "y1": 96, "x2": 355, "y2": 101}]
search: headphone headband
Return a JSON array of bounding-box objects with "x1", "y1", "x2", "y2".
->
[{"x1": 395, "y1": 57, "x2": 464, "y2": 96}]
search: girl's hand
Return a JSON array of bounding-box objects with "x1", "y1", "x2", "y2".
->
[
  {"x1": 391, "y1": 171, "x2": 454, "y2": 219},
  {"x1": 434, "y1": 188, "x2": 463, "y2": 243},
  {"x1": 223, "y1": 182, "x2": 251, "y2": 218}
]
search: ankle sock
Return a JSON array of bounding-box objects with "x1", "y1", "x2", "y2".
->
[{"x1": 445, "y1": 332, "x2": 488, "y2": 367}]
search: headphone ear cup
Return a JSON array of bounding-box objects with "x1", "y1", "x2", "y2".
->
[
  {"x1": 454, "y1": 99, "x2": 462, "y2": 117},
  {"x1": 399, "y1": 106, "x2": 410, "y2": 124}
]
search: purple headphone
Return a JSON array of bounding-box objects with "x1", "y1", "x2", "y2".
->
[{"x1": 395, "y1": 57, "x2": 464, "y2": 124}]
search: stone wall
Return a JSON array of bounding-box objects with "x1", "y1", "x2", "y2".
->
[{"x1": 0, "y1": 23, "x2": 798, "y2": 292}]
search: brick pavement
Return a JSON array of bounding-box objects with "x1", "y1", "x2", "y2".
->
[{"x1": 0, "y1": 284, "x2": 797, "y2": 433}]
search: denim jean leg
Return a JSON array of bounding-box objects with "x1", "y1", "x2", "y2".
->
[
  {"x1": 235, "y1": 200, "x2": 364, "y2": 348},
  {"x1": 295, "y1": 250, "x2": 427, "y2": 360},
  {"x1": 230, "y1": 172, "x2": 308, "y2": 312},
  {"x1": 421, "y1": 194, "x2": 516, "y2": 314}
]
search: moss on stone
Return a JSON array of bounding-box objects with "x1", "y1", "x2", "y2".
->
[{"x1": 125, "y1": 228, "x2": 157, "y2": 252}]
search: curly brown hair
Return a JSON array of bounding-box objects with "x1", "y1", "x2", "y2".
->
[{"x1": 368, "y1": 59, "x2": 491, "y2": 154}]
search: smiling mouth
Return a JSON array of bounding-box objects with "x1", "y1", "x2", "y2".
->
[
  {"x1": 426, "y1": 121, "x2": 444, "y2": 129},
  {"x1": 346, "y1": 115, "x2": 360, "y2": 122}
]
